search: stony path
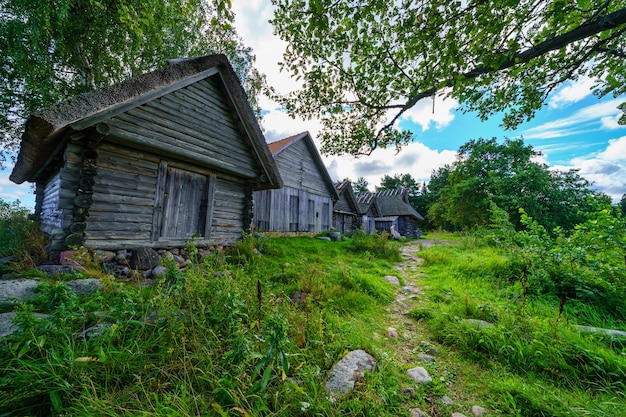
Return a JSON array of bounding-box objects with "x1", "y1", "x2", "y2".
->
[{"x1": 381, "y1": 239, "x2": 485, "y2": 417}]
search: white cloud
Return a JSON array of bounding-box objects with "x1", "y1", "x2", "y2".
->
[
  {"x1": 401, "y1": 93, "x2": 458, "y2": 132},
  {"x1": 553, "y1": 135, "x2": 626, "y2": 202},
  {"x1": 522, "y1": 98, "x2": 625, "y2": 139},
  {"x1": 324, "y1": 142, "x2": 457, "y2": 189},
  {"x1": 548, "y1": 75, "x2": 597, "y2": 109}
]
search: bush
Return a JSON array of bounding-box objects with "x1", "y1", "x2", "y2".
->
[
  {"x1": 347, "y1": 228, "x2": 402, "y2": 261},
  {"x1": 0, "y1": 199, "x2": 46, "y2": 270}
]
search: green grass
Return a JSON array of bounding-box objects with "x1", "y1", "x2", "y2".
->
[{"x1": 410, "y1": 236, "x2": 626, "y2": 416}]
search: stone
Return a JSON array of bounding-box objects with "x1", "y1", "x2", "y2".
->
[
  {"x1": 0, "y1": 256, "x2": 15, "y2": 267},
  {"x1": 0, "y1": 279, "x2": 40, "y2": 303},
  {"x1": 401, "y1": 388, "x2": 416, "y2": 399},
  {"x1": 317, "y1": 236, "x2": 331, "y2": 241},
  {"x1": 383, "y1": 275, "x2": 400, "y2": 285},
  {"x1": 387, "y1": 327, "x2": 398, "y2": 338},
  {"x1": 93, "y1": 250, "x2": 116, "y2": 263},
  {"x1": 59, "y1": 249, "x2": 90, "y2": 266},
  {"x1": 409, "y1": 408, "x2": 430, "y2": 417},
  {"x1": 406, "y1": 366, "x2": 432, "y2": 384},
  {"x1": 462, "y1": 319, "x2": 492, "y2": 328},
  {"x1": 0, "y1": 312, "x2": 50, "y2": 338},
  {"x1": 325, "y1": 349, "x2": 378, "y2": 398},
  {"x1": 151, "y1": 265, "x2": 168, "y2": 279},
  {"x1": 441, "y1": 395, "x2": 454, "y2": 405},
  {"x1": 65, "y1": 278, "x2": 102, "y2": 296},
  {"x1": 328, "y1": 231, "x2": 342, "y2": 241},
  {"x1": 428, "y1": 347, "x2": 440, "y2": 356},
  {"x1": 77, "y1": 322, "x2": 111, "y2": 340},
  {"x1": 418, "y1": 353, "x2": 436, "y2": 363},
  {"x1": 575, "y1": 325, "x2": 626, "y2": 339},
  {"x1": 37, "y1": 265, "x2": 80, "y2": 276},
  {"x1": 472, "y1": 405, "x2": 486, "y2": 416},
  {"x1": 452, "y1": 413, "x2": 468, "y2": 417},
  {"x1": 129, "y1": 247, "x2": 161, "y2": 270}
]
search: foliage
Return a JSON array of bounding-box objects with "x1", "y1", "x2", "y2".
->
[
  {"x1": 0, "y1": 236, "x2": 403, "y2": 416},
  {"x1": 426, "y1": 137, "x2": 608, "y2": 232},
  {"x1": 413, "y1": 234, "x2": 626, "y2": 416},
  {"x1": 351, "y1": 176, "x2": 370, "y2": 193},
  {"x1": 271, "y1": 0, "x2": 626, "y2": 156},
  {"x1": 0, "y1": 198, "x2": 45, "y2": 270},
  {"x1": 0, "y1": 0, "x2": 264, "y2": 167},
  {"x1": 347, "y1": 228, "x2": 402, "y2": 262}
]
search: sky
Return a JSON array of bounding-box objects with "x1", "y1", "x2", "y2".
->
[{"x1": 1, "y1": 1, "x2": 625, "y2": 208}]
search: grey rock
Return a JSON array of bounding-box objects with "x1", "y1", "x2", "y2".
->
[
  {"x1": 441, "y1": 395, "x2": 454, "y2": 405},
  {"x1": 151, "y1": 265, "x2": 168, "y2": 278},
  {"x1": 463, "y1": 319, "x2": 493, "y2": 328},
  {"x1": 0, "y1": 256, "x2": 15, "y2": 267},
  {"x1": 387, "y1": 327, "x2": 398, "y2": 338},
  {"x1": 93, "y1": 250, "x2": 116, "y2": 263},
  {"x1": 428, "y1": 347, "x2": 440, "y2": 356},
  {"x1": 325, "y1": 349, "x2": 378, "y2": 398},
  {"x1": 37, "y1": 265, "x2": 80, "y2": 276},
  {"x1": 472, "y1": 405, "x2": 486, "y2": 416},
  {"x1": 0, "y1": 279, "x2": 40, "y2": 303},
  {"x1": 383, "y1": 275, "x2": 400, "y2": 285},
  {"x1": 452, "y1": 413, "x2": 468, "y2": 417},
  {"x1": 129, "y1": 247, "x2": 161, "y2": 270},
  {"x1": 406, "y1": 366, "x2": 432, "y2": 384},
  {"x1": 317, "y1": 237, "x2": 332, "y2": 241},
  {"x1": 418, "y1": 353, "x2": 436, "y2": 363},
  {"x1": 77, "y1": 322, "x2": 111, "y2": 340},
  {"x1": 65, "y1": 278, "x2": 102, "y2": 296},
  {"x1": 409, "y1": 408, "x2": 430, "y2": 417},
  {"x1": 0, "y1": 312, "x2": 50, "y2": 338},
  {"x1": 575, "y1": 325, "x2": 626, "y2": 339},
  {"x1": 401, "y1": 388, "x2": 416, "y2": 399},
  {"x1": 328, "y1": 232, "x2": 342, "y2": 241}
]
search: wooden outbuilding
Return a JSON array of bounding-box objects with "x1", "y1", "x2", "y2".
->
[
  {"x1": 333, "y1": 179, "x2": 363, "y2": 234},
  {"x1": 253, "y1": 132, "x2": 338, "y2": 232},
  {"x1": 10, "y1": 54, "x2": 281, "y2": 250},
  {"x1": 356, "y1": 189, "x2": 424, "y2": 237}
]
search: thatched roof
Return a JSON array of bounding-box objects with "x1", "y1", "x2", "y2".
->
[
  {"x1": 356, "y1": 189, "x2": 424, "y2": 220},
  {"x1": 10, "y1": 54, "x2": 281, "y2": 190}
]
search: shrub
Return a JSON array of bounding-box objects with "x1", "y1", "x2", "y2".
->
[{"x1": 0, "y1": 198, "x2": 46, "y2": 270}]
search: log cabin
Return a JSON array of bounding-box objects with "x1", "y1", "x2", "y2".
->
[
  {"x1": 333, "y1": 179, "x2": 363, "y2": 234},
  {"x1": 356, "y1": 189, "x2": 424, "y2": 237},
  {"x1": 253, "y1": 132, "x2": 338, "y2": 233},
  {"x1": 10, "y1": 54, "x2": 281, "y2": 250}
]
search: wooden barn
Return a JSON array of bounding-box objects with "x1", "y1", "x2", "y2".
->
[
  {"x1": 356, "y1": 189, "x2": 424, "y2": 237},
  {"x1": 10, "y1": 54, "x2": 282, "y2": 250},
  {"x1": 253, "y1": 132, "x2": 338, "y2": 232},
  {"x1": 333, "y1": 179, "x2": 363, "y2": 234}
]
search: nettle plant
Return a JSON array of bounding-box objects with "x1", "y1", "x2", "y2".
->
[{"x1": 515, "y1": 203, "x2": 626, "y2": 320}]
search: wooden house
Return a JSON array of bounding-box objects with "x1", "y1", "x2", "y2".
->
[
  {"x1": 333, "y1": 179, "x2": 362, "y2": 234},
  {"x1": 253, "y1": 132, "x2": 338, "y2": 232},
  {"x1": 356, "y1": 189, "x2": 424, "y2": 237},
  {"x1": 10, "y1": 54, "x2": 281, "y2": 250}
]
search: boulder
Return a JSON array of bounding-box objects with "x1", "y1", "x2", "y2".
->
[
  {"x1": 0, "y1": 312, "x2": 50, "y2": 338},
  {"x1": 406, "y1": 366, "x2": 432, "y2": 384},
  {"x1": 65, "y1": 278, "x2": 103, "y2": 296},
  {"x1": 0, "y1": 279, "x2": 40, "y2": 303},
  {"x1": 384, "y1": 275, "x2": 400, "y2": 286},
  {"x1": 129, "y1": 247, "x2": 160, "y2": 270},
  {"x1": 325, "y1": 349, "x2": 378, "y2": 398}
]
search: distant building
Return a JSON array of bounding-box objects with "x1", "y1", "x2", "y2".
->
[
  {"x1": 355, "y1": 189, "x2": 424, "y2": 237},
  {"x1": 333, "y1": 179, "x2": 363, "y2": 234},
  {"x1": 253, "y1": 132, "x2": 338, "y2": 232}
]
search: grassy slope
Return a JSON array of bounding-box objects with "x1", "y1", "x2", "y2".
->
[{"x1": 1, "y1": 232, "x2": 625, "y2": 416}]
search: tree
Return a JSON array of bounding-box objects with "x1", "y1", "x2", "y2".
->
[
  {"x1": 0, "y1": 0, "x2": 264, "y2": 168},
  {"x1": 271, "y1": 0, "x2": 626, "y2": 155},
  {"x1": 376, "y1": 173, "x2": 419, "y2": 194},
  {"x1": 352, "y1": 177, "x2": 370, "y2": 193},
  {"x1": 426, "y1": 137, "x2": 607, "y2": 231}
]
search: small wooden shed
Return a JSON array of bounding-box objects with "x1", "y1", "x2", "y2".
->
[
  {"x1": 356, "y1": 189, "x2": 424, "y2": 237},
  {"x1": 333, "y1": 179, "x2": 363, "y2": 234},
  {"x1": 10, "y1": 54, "x2": 281, "y2": 250},
  {"x1": 253, "y1": 132, "x2": 338, "y2": 232}
]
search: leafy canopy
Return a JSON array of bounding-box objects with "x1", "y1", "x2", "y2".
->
[
  {"x1": 271, "y1": 0, "x2": 626, "y2": 155},
  {"x1": 0, "y1": 0, "x2": 264, "y2": 167},
  {"x1": 426, "y1": 137, "x2": 610, "y2": 231}
]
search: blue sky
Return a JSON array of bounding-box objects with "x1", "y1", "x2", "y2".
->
[{"x1": 2, "y1": 1, "x2": 625, "y2": 208}]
